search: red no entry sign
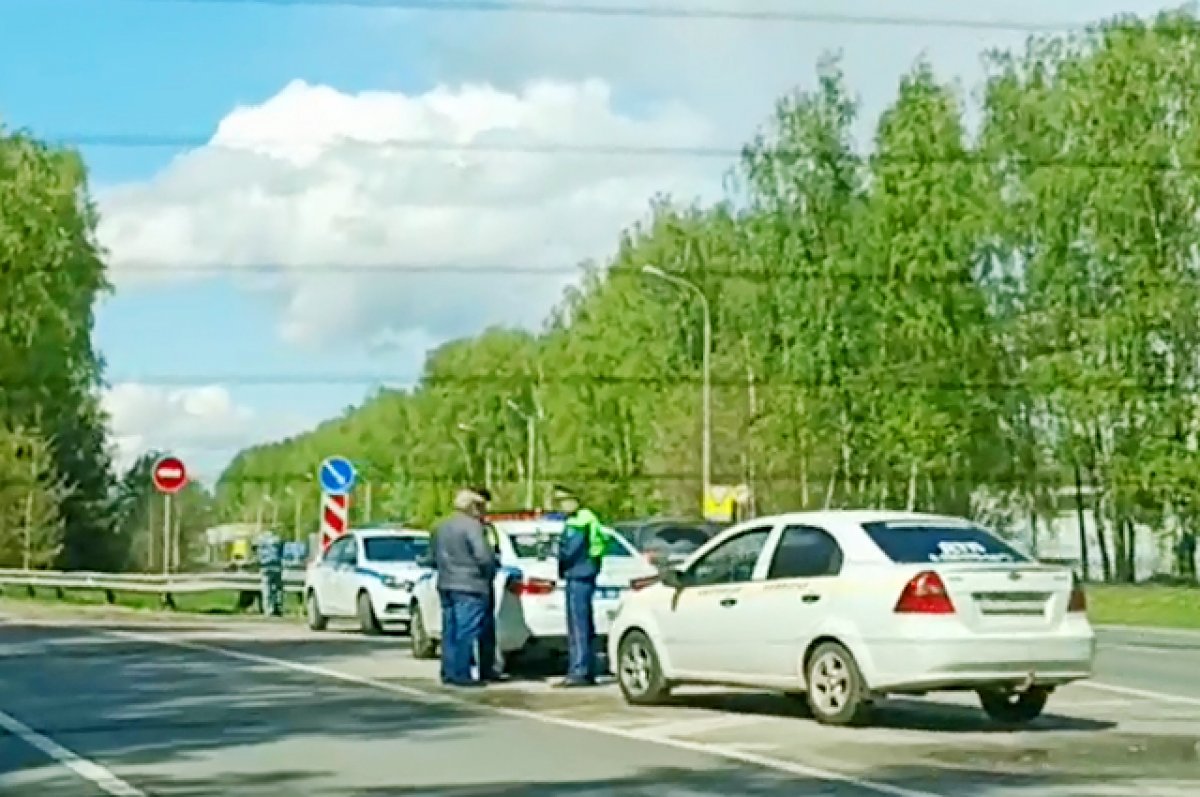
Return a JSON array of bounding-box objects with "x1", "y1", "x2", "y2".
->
[{"x1": 152, "y1": 456, "x2": 189, "y2": 494}]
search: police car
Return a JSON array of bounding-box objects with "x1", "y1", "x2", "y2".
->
[
  {"x1": 409, "y1": 511, "x2": 658, "y2": 667},
  {"x1": 305, "y1": 527, "x2": 431, "y2": 635}
]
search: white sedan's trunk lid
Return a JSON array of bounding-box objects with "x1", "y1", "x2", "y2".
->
[{"x1": 936, "y1": 563, "x2": 1074, "y2": 632}]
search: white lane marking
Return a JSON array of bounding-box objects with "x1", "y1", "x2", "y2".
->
[
  {"x1": 1082, "y1": 680, "x2": 1200, "y2": 707},
  {"x1": 634, "y1": 712, "x2": 767, "y2": 739},
  {"x1": 1096, "y1": 624, "x2": 1200, "y2": 638},
  {"x1": 1107, "y1": 644, "x2": 1149, "y2": 653},
  {"x1": 725, "y1": 742, "x2": 781, "y2": 752},
  {"x1": 1062, "y1": 699, "x2": 1135, "y2": 708},
  {"x1": 0, "y1": 708, "x2": 145, "y2": 797},
  {"x1": 79, "y1": 625, "x2": 941, "y2": 797}
]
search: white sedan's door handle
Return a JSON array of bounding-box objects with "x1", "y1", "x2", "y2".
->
[{"x1": 802, "y1": 594, "x2": 821, "y2": 604}]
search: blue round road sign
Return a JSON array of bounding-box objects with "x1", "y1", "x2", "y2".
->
[{"x1": 318, "y1": 456, "x2": 357, "y2": 495}]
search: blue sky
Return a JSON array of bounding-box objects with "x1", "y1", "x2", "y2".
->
[{"x1": 0, "y1": 0, "x2": 1179, "y2": 484}]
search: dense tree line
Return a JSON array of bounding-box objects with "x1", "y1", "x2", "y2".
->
[
  {"x1": 218, "y1": 13, "x2": 1200, "y2": 582},
  {"x1": 0, "y1": 129, "x2": 120, "y2": 569},
  {"x1": 0, "y1": 129, "x2": 218, "y2": 571}
]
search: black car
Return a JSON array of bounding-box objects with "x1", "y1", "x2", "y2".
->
[{"x1": 612, "y1": 518, "x2": 726, "y2": 570}]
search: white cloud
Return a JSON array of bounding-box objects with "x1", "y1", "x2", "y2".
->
[
  {"x1": 102, "y1": 383, "x2": 309, "y2": 483},
  {"x1": 96, "y1": 78, "x2": 723, "y2": 349}
]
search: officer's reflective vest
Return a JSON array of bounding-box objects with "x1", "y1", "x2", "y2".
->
[
  {"x1": 484, "y1": 523, "x2": 500, "y2": 553},
  {"x1": 565, "y1": 508, "x2": 607, "y2": 560}
]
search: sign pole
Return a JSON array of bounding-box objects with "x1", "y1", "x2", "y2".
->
[
  {"x1": 163, "y1": 492, "x2": 172, "y2": 575},
  {"x1": 151, "y1": 455, "x2": 188, "y2": 574}
]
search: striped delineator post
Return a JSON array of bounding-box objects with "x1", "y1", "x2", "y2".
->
[{"x1": 319, "y1": 492, "x2": 349, "y2": 552}]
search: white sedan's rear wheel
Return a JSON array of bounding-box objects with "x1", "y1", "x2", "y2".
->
[
  {"x1": 805, "y1": 641, "x2": 871, "y2": 726},
  {"x1": 410, "y1": 602, "x2": 438, "y2": 659}
]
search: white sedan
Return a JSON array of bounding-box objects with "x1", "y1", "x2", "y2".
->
[
  {"x1": 305, "y1": 527, "x2": 431, "y2": 635},
  {"x1": 608, "y1": 510, "x2": 1095, "y2": 726},
  {"x1": 410, "y1": 512, "x2": 658, "y2": 667}
]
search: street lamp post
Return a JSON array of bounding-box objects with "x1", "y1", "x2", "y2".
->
[
  {"x1": 455, "y1": 423, "x2": 475, "y2": 481},
  {"x1": 506, "y1": 399, "x2": 539, "y2": 509},
  {"x1": 642, "y1": 264, "x2": 712, "y2": 511},
  {"x1": 256, "y1": 494, "x2": 275, "y2": 533}
]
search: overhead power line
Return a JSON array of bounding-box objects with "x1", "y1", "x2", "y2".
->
[
  {"x1": 137, "y1": 0, "x2": 1097, "y2": 33},
  {"x1": 58, "y1": 133, "x2": 738, "y2": 156},
  {"x1": 80, "y1": 374, "x2": 1200, "y2": 391},
  {"x1": 90, "y1": 261, "x2": 1200, "y2": 286},
  {"x1": 98, "y1": 262, "x2": 1036, "y2": 283},
  {"x1": 41, "y1": 132, "x2": 1200, "y2": 177},
  {"x1": 47, "y1": 132, "x2": 1200, "y2": 174}
]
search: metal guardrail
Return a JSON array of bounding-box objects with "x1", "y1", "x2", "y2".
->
[{"x1": 0, "y1": 568, "x2": 308, "y2": 596}]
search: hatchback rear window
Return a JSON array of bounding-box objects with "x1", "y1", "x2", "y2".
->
[
  {"x1": 645, "y1": 527, "x2": 711, "y2": 550},
  {"x1": 862, "y1": 521, "x2": 1028, "y2": 564}
]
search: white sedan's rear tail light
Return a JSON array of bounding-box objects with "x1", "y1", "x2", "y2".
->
[
  {"x1": 630, "y1": 575, "x2": 660, "y2": 591},
  {"x1": 894, "y1": 570, "x2": 955, "y2": 614},
  {"x1": 510, "y1": 577, "x2": 556, "y2": 596}
]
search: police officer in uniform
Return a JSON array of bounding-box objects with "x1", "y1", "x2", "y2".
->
[
  {"x1": 553, "y1": 486, "x2": 606, "y2": 687},
  {"x1": 257, "y1": 531, "x2": 285, "y2": 616},
  {"x1": 472, "y1": 487, "x2": 506, "y2": 681}
]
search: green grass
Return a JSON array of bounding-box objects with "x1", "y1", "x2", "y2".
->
[
  {"x1": 1086, "y1": 583, "x2": 1200, "y2": 630},
  {"x1": 0, "y1": 585, "x2": 303, "y2": 617}
]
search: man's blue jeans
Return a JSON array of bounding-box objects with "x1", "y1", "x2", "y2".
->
[
  {"x1": 565, "y1": 578, "x2": 597, "y2": 683},
  {"x1": 438, "y1": 590, "x2": 457, "y2": 683},
  {"x1": 478, "y1": 584, "x2": 498, "y2": 678},
  {"x1": 441, "y1": 590, "x2": 488, "y2": 684}
]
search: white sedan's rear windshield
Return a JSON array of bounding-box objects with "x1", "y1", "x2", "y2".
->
[
  {"x1": 501, "y1": 525, "x2": 633, "y2": 559},
  {"x1": 862, "y1": 521, "x2": 1028, "y2": 564}
]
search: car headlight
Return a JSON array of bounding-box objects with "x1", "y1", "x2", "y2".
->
[{"x1": 382, "y1": 576, "x2": 413, "y2": 590}]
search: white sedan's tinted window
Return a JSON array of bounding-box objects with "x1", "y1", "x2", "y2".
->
[
  {"x1": 862, "y1": 522, "x2": 1028, "y2": 564},
  {"x1": 767, "y1": 525, "x2": 843, "y2": 579},
  {"x1": 691, "y1": 527, "x2": 772, "y2": 586}
]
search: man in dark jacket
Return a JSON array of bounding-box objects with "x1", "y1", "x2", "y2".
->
[
  {"x1": 433, "y1": 488, "x2": 498, "y2": 687},
  {"x1": 553, "y1": 486, "x2": 606, "y2": 687}
]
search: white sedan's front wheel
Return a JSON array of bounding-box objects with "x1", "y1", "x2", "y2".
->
[
  {"x1": 616, "y1": 630, "x2": 671, "y2": 705},
  {"x1": 306, "y1": 590, "x2": 328, "y2": 631},
  {"x1": 357, "y1": 591, "x2": 382, "y2": 635}
]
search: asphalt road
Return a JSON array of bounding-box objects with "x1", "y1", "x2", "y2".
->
[{"x1": 0, "y1": 611, "x2": 1196, "y2": 797}]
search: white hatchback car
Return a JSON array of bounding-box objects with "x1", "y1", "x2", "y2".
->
[
  {"x1": 409, "y1": 512, "x2": 658, "y2": 668},
  {"x1": 608, "y1": 510, "x2": 1095, "y2": 726},
  {"x1": 305, "y1": 527, "x2": 431, "y2": 635}
]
